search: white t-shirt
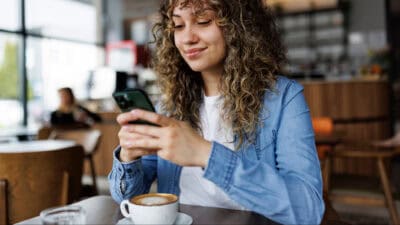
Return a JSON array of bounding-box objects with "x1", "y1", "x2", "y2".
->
[{"x1": 179, "y1": 95, "x2": 246, "y2": 210}]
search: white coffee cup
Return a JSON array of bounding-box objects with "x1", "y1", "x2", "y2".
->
[{"x1": 120, "y1": 193, "x2": 178, "y2": 225}]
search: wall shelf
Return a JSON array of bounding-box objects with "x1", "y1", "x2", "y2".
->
[{"x1": 274, "y1": 0, "x2": 351, "y2": 79}]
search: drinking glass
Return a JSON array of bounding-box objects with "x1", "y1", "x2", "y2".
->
[{"x1": 40, "y1": 205, "x2": 86, "y2": 225}]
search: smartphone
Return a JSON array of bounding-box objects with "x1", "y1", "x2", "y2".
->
[{"x1": 112, "y1": 88, "x2": 158, "y2": 126}]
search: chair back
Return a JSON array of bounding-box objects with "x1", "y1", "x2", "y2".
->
[
  {"x1": 50, "y1": 129, "x2": 102, "y2": 155},
  {"x1": 312, "y1": 117, "x2": 334, "y2": 136},
  {"x1": 312, "y1": 117, "x2": 334, "y2": 160},
  {"x1": 37, "y1": 126, "x2": 54, "y2": 140},
  {"x1": 0, "y1": 145, "x2": 84, "y2": 224}
]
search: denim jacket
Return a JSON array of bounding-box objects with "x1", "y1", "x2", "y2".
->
[{"x1": 108, "y1": 76, "x2": 325, "y2": 224}]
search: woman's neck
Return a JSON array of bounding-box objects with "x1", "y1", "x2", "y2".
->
[
  {"x1": 58, "y1": 104, "x2": 75, "y2": 113},
  {"x1": 201, "y1": 70, "x2": 222, "y2": 97}
]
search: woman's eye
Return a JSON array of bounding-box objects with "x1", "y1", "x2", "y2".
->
[
  {"x1": 174, "y1": 24, "x2": 184, "y2": 29},
  {"x1": 198, "y1": 20, "x2": 211, "y2": 25}
]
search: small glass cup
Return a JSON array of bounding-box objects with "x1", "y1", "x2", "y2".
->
[{"x1": 40, "y1": 205, "x2": 86, "y2": 225}]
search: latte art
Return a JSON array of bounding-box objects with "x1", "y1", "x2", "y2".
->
[
  {"x1": 138, "y1": 196, "x2": 170, "y2": 205},
  {"x1": 132, "y1": 193, "x2": 178, "y2": 206}
]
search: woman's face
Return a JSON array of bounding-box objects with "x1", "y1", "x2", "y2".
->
[
  {"x1": 172, "y1": 3, "x2": 226, "y2": 75},
  {"x1": 59, "y1": 90, "x2": 73, "y2": 106}
]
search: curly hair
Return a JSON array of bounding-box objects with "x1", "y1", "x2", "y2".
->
[{"x1": 152, "y1": 0, "x2": 286, "y2": 147}]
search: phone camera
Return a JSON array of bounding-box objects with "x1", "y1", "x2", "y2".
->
[{"x1": 116, "y1": 95, "x2": 127, "y2": 108}]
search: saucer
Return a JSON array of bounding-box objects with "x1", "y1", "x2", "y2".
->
[{"x1": 116, "y1": 212, "x2": 193, "y2": 225}]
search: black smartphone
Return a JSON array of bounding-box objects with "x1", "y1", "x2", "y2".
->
[{"x1": 112, "y1": 89, "x2": 158, "y2": 126}]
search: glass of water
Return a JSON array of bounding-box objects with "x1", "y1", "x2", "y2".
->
[{"x1": 40, "y1": 205, "x2": 86, "y2": 225}]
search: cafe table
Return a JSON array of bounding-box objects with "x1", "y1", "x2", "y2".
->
[
  {"x1": 0, "y1": 140, "x2": 77, "y2": 153},
  {"x1": 16, "y1": 195, "x2": 279, "y2": 225}
]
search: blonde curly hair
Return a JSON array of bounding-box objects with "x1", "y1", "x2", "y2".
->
[{"x1": 152, "y1": 0, "x2": 286, "y2": 147}]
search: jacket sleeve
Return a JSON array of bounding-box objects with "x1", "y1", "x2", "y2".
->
[
  {"x1": 108, "y1": 147, "x2": 157, "y2": 203},
  {"x1": 203, "y1": 82, "x2": 325, "y2": 224}
]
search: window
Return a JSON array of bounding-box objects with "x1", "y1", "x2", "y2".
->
[
  {"x1": 26, "y1": 0, "x2": 98, "y2": 43},
  {"x1": 27, "y1": 37, "x2": 104, "y2": 126},
  {"x1": 0, "y1": 0, "x2": 104, "y2": 129},
  {"x1": 0, "y1": 34, "x2": 22, "y2": 128},
  {"x1": 0, "y1": 0, "x2": 21, "y2": 31}
]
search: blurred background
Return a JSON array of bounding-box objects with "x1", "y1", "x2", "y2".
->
[
  {"x1": 1, "y1": 0, "x2": 400, "y2": 224},
  {"x1": 0, "y1": 0, "x2": 397, "y2": 130}
]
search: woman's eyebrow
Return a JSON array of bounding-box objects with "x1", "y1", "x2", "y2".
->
[
  {"x1": 172, "y1": 14, "x2": 181, "y2": 18},
  {"x1": 194, "y1": 9, "x2": 213, "y2": 17}
]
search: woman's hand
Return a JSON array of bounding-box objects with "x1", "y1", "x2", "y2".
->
[
  {"x1": 116, "y1": 109, "x2": 212, "y2": 167},
  {"x1": 117, "y1": 112, "x2": 158, "y2": 162}
]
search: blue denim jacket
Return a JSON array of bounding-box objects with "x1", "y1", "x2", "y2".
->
[{"x1": 108, "y1": 76, "x2": 325, "y2": 224}]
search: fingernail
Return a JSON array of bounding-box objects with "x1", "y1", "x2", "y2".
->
[{"x1": 131, "y1": 110, "x2": 138, "y2": 115}]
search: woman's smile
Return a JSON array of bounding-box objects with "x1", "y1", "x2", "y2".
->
[{"x1": 184, "y1": 47, "x2": 207, "y2": 59}]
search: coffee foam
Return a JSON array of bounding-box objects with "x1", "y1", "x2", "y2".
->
[
  {"x1": 132, "y1": 193, "x2": 178, "y2": 206},
  {"x1": 139, "y1": 196, "x2": 169, "y2": 205}
]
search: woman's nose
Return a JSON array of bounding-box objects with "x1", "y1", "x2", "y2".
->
[{"x1": 181, "y1": 26, "x2": 199, "y2": 44}]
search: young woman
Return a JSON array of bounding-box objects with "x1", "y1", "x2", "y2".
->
[
  {"x1": 109, "y1": 0, "x2": 324, "y2": 224},
  {"x1": 50, "y1": 87, "x2": 102, "y2": 127}
]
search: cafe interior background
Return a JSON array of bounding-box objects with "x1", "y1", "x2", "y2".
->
[{"x1": 1, "y1": 0, "x2": 400, "y2": 224}]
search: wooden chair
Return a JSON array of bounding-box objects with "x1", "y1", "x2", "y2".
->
[
  {"x1": 312, "y1": 117, "x2": 336, "y2": 192},
  {"x1": 37, "y1": 125, "x2": 54, "y2": 140},
  {"x1": 37, "y1": 124, "x2": 90, "y2": 140},
  {"x1": 0, "y1": 179, "x2": 7, "y2": 225},
  {"x1": 0, "y1": 145, "x2": 84, "y2": 225},
  {"x1": 50, "y1": 129, "x2": 102, "y2": 195},
  {"x1": 329, "y1": 143, "x2": 400, "y2": 225}
]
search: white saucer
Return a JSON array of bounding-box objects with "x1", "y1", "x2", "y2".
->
[{"x1": 116, "y1": 212, "x2": 193, "y2": 225}]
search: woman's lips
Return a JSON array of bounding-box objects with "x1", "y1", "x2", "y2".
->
[{"x1": 185, "y1": 48, "x2": 206, "y2": 59}]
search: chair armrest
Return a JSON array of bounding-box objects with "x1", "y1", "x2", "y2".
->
[
  {"x1": 0, "y1": 179, "x2": 8, "y2": 225},
  {"x1": 334, "y1": 142, "x2": 398, "y2": 158}
]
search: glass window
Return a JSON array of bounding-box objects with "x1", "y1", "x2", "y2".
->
[
  {"x1": 0, "y1": 0, "x2": 20, "y2": 31},
  {"x1": 27, "y1": 37, "x2": 104, "y2": 126},
  {"x1": 26, "y1": 0, "x2": 99, "y2": 43},
  {"x1": 0, "y1": 34, "x2": 22, "y2": 128}
]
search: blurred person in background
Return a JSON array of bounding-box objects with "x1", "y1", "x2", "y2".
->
[
  {"x1": 108, "y1": 0, "x2": 324, "y2": 224},
  {"x1": 50, "y1": 87, "x2": 102, "y2": 128}
]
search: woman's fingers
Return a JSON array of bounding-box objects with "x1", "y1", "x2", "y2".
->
[
  {"x1": 117, "y1": 109, "x2": 171, "y2": 126},
  {"x1": 117, "y1": 112, "x2": 137, "y2": 125},
  {"x1": 119, "y1": 127, "x2": 160, "y2": 150},
  {"x1": 123, "y1": 124, "x2": 163, "y2": 138},
  {"x1": 123, "y1": 138, "x2": 160, "y2": 150},
  {"x1": 118, "y1": 127, "x2": 148, "y2": 141},
  {"x1": 120, "y1": 147, "x2": 156, "y2": 162}
]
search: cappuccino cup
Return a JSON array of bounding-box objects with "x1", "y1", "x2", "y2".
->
[{"x1": 120, "y1": 193, "x2": 178, "y2": 225}]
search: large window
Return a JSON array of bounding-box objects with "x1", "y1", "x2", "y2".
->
[
  {"x1": 27, "y1": 37, "x2": 104, "y2": 125},
  {"x1": 26, "y1": 0, "x2": 98, "y2": 43},
  {"x1": 0, "y1": 1, "x2": 20, "y2": 31},
  {"x1": 0, "y1": 0, "x2": 104, "y2": 129},
  {"x1": 0, "y1": 34, "x2": 22, "y2": 128}
]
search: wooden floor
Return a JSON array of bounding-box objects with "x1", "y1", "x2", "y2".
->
[{"x1": 329, "y1": 174, "x2": 398, "y2": 224}]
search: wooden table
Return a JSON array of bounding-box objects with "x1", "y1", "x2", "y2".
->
[
  {"x1": 0, "y1": 140, "x2": 77, "y2": 153},
  {"x1": 16, "y1": 195, "x2": 279, "y2": 225}
]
